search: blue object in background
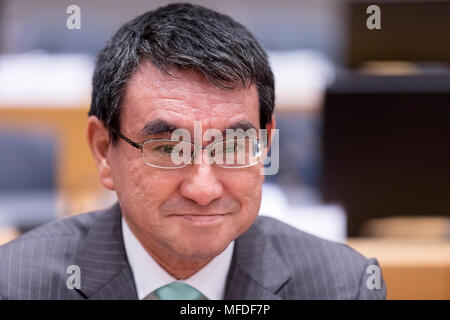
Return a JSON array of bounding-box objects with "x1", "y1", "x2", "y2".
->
[{"x1": 0, "y1": 129, "x2": 59, "y2": 232}]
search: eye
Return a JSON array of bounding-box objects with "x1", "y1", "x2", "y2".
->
[
  {"x1": 224, "y1": 143, "x2": 234, "y2": 153},
  {"x1": 224, "y1": 141, "x2": 239, "y2": 153},
  {"x1": 154, "y1": 144, "x2": 176, "y2": 154}
]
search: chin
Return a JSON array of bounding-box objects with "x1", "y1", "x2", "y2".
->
[{"x1": 174, "y1": 236, "x2": 232, "y2": 261}]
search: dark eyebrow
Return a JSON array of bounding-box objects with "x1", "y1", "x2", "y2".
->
[
  {"x1": 138, "y1": 118, "x2": 257, "y2": 139},
  {"x1": 138, "y1": 119, "x2": 179, "y2": 137},
  {"x1": 223, "y1": 120, "x2": 257, "y2": 135}
]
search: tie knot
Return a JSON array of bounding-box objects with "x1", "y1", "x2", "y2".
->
[{"x1": 155, "y1": 282, "x2": 204, "y2": 300}]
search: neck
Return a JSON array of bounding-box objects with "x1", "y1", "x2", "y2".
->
[{"x1": 143, "y1": 245, "x2": 212, "y2": 280}]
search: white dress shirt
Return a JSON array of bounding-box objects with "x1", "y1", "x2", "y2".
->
[{"x1": 121, "y1": 217, "x2": 235, "y2": 300}]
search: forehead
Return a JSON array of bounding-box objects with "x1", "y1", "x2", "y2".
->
[{"x1": 120, "y1": 61, "x2": 260, "y2": 134}]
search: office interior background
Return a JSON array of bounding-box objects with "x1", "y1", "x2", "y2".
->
[{"x1": 0, "y1": 0, "x2": 448, "y2": 299}]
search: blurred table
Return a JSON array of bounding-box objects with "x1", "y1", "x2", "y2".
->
[{"x1": 347, "y1": 238, "x2": 450, "y2": 300}]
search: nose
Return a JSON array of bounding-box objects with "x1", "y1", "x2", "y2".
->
[{"x1": 179, "y1": 150, "x2": 224, "y2": 206}]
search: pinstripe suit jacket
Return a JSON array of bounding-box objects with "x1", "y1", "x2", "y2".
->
[{"x1": 0, "y1": 203, "x2": 386, "y2": 300}]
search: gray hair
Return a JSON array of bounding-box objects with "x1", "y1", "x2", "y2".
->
[{"x1": 89, "y1": 3, "x2": 275, "y2": 143}]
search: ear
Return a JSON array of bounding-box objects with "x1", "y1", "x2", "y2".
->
[
  {"x1": 86, "y1": 116, "x2": 115, "y2": 190},
  {"x1": 258, "y1": 114, "x2": 276, "y2": 178},
  {"x1": 264, "y1": 114, "x2": 276, "y2": 153}
]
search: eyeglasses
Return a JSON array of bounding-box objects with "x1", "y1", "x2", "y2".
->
[{"x1": 114, "y1": 131, "x2": 264, "y2": 169}]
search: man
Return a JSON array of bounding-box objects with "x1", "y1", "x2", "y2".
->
[{"x1": 0, "y1": 3, "x2": 385, "y2": 300}]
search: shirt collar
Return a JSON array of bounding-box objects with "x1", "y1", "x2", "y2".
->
[{"x1": 122, "y1": 217, "x2": 234, "y2": 300}]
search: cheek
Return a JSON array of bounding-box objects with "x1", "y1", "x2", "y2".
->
[
  {"x1": 224, "y1": 168, "x2": 263, "y2": 223},
  {"x1": 112, "y1": 154, "x2": 178, "y2": 219},
  {"x1": 128, "y1": 169, "x2": 178, "y2": 209}
]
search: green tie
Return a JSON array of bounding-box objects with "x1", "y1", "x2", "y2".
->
[{"x1": 155, "y1": 282, "x2": 204, "y2": 300}]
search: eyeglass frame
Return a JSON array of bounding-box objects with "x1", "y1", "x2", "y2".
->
[{"x1": 112, "y1": 129, "x2": 264, "y2": 169}]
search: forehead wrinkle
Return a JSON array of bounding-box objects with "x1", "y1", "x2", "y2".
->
[
  {"x1": 144, "y1": 101, "x2": 258, "y2": 128},
  {"x1": 128, "y1": 62, "x2": 256, "y2": 101},
  {"x1": 133, "y1": 61, "x2": 228, "y2": 98},
  {"x1": 131, "y1": 64, "x2": 251, "y2": 105},
  {"x1": 122, "y1": 62, "x2": 260, "y2": 135},
  {"x1": 148, "y1": 100, "x2": 248, "y2": 123}
]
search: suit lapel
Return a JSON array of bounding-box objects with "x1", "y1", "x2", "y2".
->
[
  {"x1": 225, "y1": 217, "x2": 291, "y2": 300},
  {"x1": 74, "y1": 203, "x2": 138, "y2": 299}
]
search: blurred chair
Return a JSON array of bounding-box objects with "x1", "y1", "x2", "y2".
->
[
  {"x1": 360, "y1": 216, "x2": 450, "y2": 239},
  {"x1": 0, "y1": 130, "x2": 56, "y2": 191},
  {"x1": 0, "y1": 129, "x2": 59, "y2": 233}
]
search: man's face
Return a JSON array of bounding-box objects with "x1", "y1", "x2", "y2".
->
[{"x1": 106, "y1": 61, "x2": 268, "y2": 262}]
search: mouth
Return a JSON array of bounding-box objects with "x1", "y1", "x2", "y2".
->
[{"x1": 170, "y1": 213, "x2": 230, "y2": 225}]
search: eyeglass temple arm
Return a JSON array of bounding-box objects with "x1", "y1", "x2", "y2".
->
[{"x1": 113, "y1": 129, "x2": 143, "y2": 150}]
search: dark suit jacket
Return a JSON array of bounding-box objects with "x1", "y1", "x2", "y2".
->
[{"x1": 0, "y1": 203, "x2": 386, "y2": 299}]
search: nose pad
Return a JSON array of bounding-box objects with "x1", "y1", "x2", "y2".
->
[
  {"x1": 209, "y1": 148, "x2": 216, "y2": 160},
  {"x1": 204, "y1": 147, "x2": 216, "y2": 166},
  {"x1": 193, "y1": 146, "x2": 216, "y2": 165}
]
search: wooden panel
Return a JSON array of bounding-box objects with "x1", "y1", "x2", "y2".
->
[
  {"x1": 382, "y1": 266, "x2": 449, "y2": 300},
  {"x1": 347, "y1": 238, "x2": 450, "y2": 300},
  {"x1": 0, "y1": 107, "x2": 104, "y2": 213}
]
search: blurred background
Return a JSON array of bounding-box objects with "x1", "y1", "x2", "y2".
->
[{"x1": 0, "y1": 0, "x2": 449, "y2": 299}]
